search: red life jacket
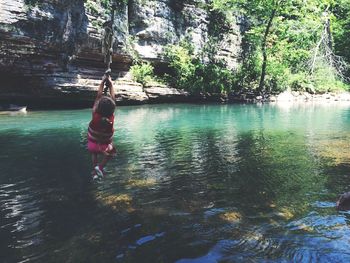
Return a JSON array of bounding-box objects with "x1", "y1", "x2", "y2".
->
[{"x1": 88, "y1": 112, "x2": 114, "y2": 144}]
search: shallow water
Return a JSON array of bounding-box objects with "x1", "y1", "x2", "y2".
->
[{"x1": 1, "y1": 103, "x2": 350, "y2": 262}]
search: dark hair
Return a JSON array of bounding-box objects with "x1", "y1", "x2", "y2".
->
[
  {"x1": 96, "y1": 96, "x2": 116, "y2": 117},
  {"x1": 96, "y1": 96, "x2": 116, "y2": 128}
]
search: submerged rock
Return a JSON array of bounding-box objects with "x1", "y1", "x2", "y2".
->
[
  {"x1": 336, "y1": 192, "x2": 350, "y2": 211},
  {"x1": 219, "y1": 211, "x2": 242, "y2": 223}
]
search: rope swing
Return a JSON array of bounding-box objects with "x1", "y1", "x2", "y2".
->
[{"x1": 102, "y1": 2, "x2": 117, "y2": 95}]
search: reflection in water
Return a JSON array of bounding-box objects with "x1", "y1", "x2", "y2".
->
[{"x1": 0, "y1": 104, "x2": 350, "y2": 262}]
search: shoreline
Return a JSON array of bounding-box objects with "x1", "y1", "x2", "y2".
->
[{"x1": 1, "y1": 89, "x2": 350, "y2": 110}]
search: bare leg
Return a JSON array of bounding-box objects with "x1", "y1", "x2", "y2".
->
[
  {"x1": 91, "y1": 153, "x2": 98, "y2": 168},
  {"x1": 99, "y1": 154, "x2": 112, "y2": 170}
]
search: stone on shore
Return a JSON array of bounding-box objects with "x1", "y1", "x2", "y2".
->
[
  {"x1": 276, "y1": 91, "x2": 295, "y2": 102},
  {"x1": 115, "y1": 80, "x2": 148, "y2": 104},
  {"x1": 270, "y1": 90, "x2": 350, "y2": 104},
  {"x1": 144, "y1": 83, "x2": 189, "y2": 103}
]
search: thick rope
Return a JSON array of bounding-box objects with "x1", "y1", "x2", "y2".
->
[{"x1": 102, "y1": 3, "x2": 117, "y2": 94}]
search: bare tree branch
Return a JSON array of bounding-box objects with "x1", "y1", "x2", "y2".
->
[{"x1": 308, "y1": 10, "x2": 350, "y2": 83}]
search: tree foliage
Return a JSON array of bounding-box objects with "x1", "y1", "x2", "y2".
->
[
  {"x1": 163, "y1": 42, "x2": 235, "y2": 93},
  {"x1": 130, "y1": 62, "x2": 155, "y2": 87},
  {"x1": 207, "y1": 0, "x2": 350, "y2": 93},
  {"x1": 333, "y1": 0, "x2": 350, "y2": 76},
  {"x1": 125, "y1": 0, "x2": 350, "y2": 94}
]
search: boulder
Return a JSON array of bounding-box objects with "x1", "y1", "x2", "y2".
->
[
  {"x1": 276, "y1": 91, "x2": 294, "y2": 102},
  {"x1": 269, "y1": 96, "x2": 277, "y2": 102},
  {"x1": 336, "y1": 192, "x2": 350, "y2": 211},
  {"x1": 144, "y1": 83, "x2": 189, "y2": 102},
  {"x1": 338, "y1": 92, "x2": 350, "y2": 101},
  {"x1": 115, "y1": 80, "x2": 149, "y2": 104}
]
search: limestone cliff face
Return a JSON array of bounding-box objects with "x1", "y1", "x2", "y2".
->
[
  {"x1": 0, "y1": 0, "x2": 244, "y2": 107},
  {"x1": 126, "y1": 0, "x2": 243, "y2": 69}
]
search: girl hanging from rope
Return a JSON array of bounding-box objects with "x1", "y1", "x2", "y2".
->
[{"x1": 87, "y1": 74, "x2": 116, "y2": 180}]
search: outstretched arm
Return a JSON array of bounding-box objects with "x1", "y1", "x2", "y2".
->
[
  {"x1": 97, "y1": 76, "x2": 105, "y2": 100},
  {"x1": 108, "y1": 76, "x2": 115, "y2": 101},
  {"x1": 93, "y1": 77, "x2": 106, "y2": 112}
]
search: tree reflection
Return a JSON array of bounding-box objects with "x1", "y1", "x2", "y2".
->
[
  {"x1": 1, "y1": 104, "x2": 348, "y2": 262},
  {"x1": 233, "y1": 130, "x2": 327, "y2": 216}
]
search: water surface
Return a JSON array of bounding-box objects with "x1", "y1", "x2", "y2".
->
[{"x1": 1, "y1": 103, "x2": 350, "y2": 262}]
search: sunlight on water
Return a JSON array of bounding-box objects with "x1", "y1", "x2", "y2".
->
[{"x1": 0, "y1": 103, "x2": 350, "y2": 262}]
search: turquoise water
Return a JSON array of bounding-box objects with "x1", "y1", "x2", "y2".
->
[{"x1": 1, "y1": 103, "x2": 350, "y2": 262}]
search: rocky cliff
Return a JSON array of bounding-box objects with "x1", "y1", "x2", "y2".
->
[{"x1": 0, "y1": 0, "x2": 244, "y2": 108}]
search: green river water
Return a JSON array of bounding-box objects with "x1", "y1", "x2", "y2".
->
[{"x1": 1, "y1": 103, "x2": 350, "y2": 262}]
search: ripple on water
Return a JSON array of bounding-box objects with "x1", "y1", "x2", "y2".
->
[
  {"x1": 0, "y1": 182, "x2": 45, "y2": 260},
  {"x1": 1, "y1": 105, "x2": 350, "y2": 262}
]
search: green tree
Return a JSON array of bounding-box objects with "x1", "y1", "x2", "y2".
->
[
  {"x1": 332, "y1": 0, "x2": 350, "y2": 79},
  {"x1": 212, "y1": 0, "x2": 347, "y2": 93},
  {"x1": 130, "y1": 62, "x2": 155, "y2": 87},
  {"x1": 163, "y1": 44, "x2": 196, "y2": 91},
  {"x1": 215, "y1": 0, "x2": 296, "y2": 93},
  {"x1": 163, "y1": 42, "x2": 235, "y2": 93}
]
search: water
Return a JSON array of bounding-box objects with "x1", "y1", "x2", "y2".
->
[{"x1": 1, "y1": 103, "x2": 350, "y2": 262}]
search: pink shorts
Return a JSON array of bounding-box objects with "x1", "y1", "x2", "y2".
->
[{"x1": 87, "y1": 140, "x2": 116, "y2": 156}]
